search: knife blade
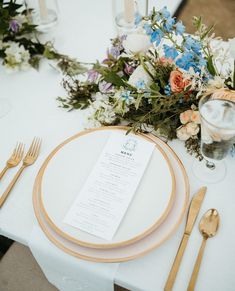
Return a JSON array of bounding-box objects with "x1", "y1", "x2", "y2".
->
[{"x1": 164, "y1": 186, "x2": 207, "y2": 291}]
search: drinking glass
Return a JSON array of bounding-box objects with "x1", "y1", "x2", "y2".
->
[
  {"x1": 113, "y1": 0, "x2": 148, "y2": 35},
  {"x1": 193, "y1": 93, "x2": 235, "y2": 183},
  {"x1": 27, "y1": 0, "x2": 59, "y2": 32}
]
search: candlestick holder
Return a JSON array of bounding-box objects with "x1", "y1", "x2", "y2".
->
[
  {"x1": 26, "y1": 0, "x2": 59, "y2": 32},
  {"x1": 113, "y1": 0, "x2": 148, "y2": 35}
]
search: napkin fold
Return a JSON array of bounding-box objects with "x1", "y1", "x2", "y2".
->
[{"x1": 28, "y1": 225, "x2": 119, "y2": 291}]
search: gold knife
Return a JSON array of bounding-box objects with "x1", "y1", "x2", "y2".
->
[{"x1": 164, "y1": 186, "x2": 207, "y2": 291}]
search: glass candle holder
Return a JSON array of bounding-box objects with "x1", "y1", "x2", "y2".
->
[
  {"x1": 27, "y1": 0, "x2": 59, "y2": 32},
  {"x1": 113, "y1": 0, "x2": 148, "y2": 35}
]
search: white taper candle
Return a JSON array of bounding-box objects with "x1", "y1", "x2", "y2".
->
[
  {"x1": 124, "y1": 0, "x2": 135, "y2": 23},
  {"x1": 39, "y1": 0, "x2": 48, "y2": 20}
]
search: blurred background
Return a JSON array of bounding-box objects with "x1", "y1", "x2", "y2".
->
[{"x1": 178, "y1": 0, "x2": 235, "y2": 39}]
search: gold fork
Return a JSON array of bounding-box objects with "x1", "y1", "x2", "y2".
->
[
  {"x1": 0, "y1": 143, "x2": 24, "y2": 180},
  {"x1": 0, "y1": 138, "x2": 42, "y2": 208}
]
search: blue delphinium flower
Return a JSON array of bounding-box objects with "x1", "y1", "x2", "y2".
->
[
  {"x1": 198, "y1": 57, "x2": 207, "y2": 67},
  {"x1": 163, "y1": 44, "x2": 179, "y2": 60},
  {"x1": 176, "y1": 51, "x2": 196, "y2": 71},
  {"x1": 159, "y1": 6, "x2": 171, "y2": 19},
  {"x1": 151, "y1": 29, "x2": 164, "y2": 46},
  {"x1": 176, "y1": 56, "x2": 200, "y2": 72},
  {"x1": 143, "y1": 23, "x2": 153, "y2": 35},
  {"x1": 163, "y1": 17, "x2": 175, "y2": 32},
  {"x1": 164, "y1": 84, "x2": 171, "y2": 96},
  {"x1": 175, "y1": 21, "x2": 185, "y2": 35},
  {"x1": 134, "y1": 13, "x2": 142, "y2": 25},
  {"x1": 184, "y1": 36, "x2": 201, "y2": 53}
]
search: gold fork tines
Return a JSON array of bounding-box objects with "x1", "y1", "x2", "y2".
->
[
  {"x1": 23, "y1": 137, "x2": 41, "y2": 166},
  {"x1": 0, "y1": 142, "x2": 24, "y2": 180},
  {"x1": 0, "y1": 138, "x2": 42, "y2": 208}
]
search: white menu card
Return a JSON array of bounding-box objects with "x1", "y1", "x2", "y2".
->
[{"x1": 63, "y1": 132, "x2": 155, "y2": 241}]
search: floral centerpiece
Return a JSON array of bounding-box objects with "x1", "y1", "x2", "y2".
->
[{"x1": 58, "y1": 7, "x2": 235, "y2": 157}]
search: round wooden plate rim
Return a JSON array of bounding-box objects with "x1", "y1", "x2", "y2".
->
[{"x1": 32, "y1": 129, "x2": 189, "y2": 262}]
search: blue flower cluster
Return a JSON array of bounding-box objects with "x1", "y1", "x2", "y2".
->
[
  {"x1": 145, "y1": 7, "x2": 185, "y2": 48},
  {"x1": 163, "y1": 45, "x2": 178, "y2": 60},
  {"x1": 175, "y1": 36, "x2": 207, "y2": 72},
  {"x1": 143, "y1": 6, "x2": 208, "y2": 73}
]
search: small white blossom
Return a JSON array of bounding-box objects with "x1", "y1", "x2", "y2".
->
[
  {"x1": 186, "y1": 122, "x2": 200, "y2": 136},
  {"x1": 88, "y1": 92, "x2": 116, "y2": 125},
  {"x1": 176, "y1": 126, "x2": 191, "y2": 141},
  {"x1": 4, "y1": 42, "x2": 30, "y2": 72},
  {"x1": 208, "y1": 76, "x2": 225, "y2": 89},
  {"x1": 15, "y1": 14, "x2": 27, "y2": 25},
  {"x1": 177, "y1": 121, "x2": 200, "y2": 141},
  {"x1": 228, "y1": 38, "x2": 235, "y2": 59}
]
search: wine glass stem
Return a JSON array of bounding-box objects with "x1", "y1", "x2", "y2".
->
[{"x1": 206, "y1": 160, "x2": 215, "y2": 170}]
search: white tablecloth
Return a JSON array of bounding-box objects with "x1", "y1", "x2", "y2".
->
[{"x1": 1, "y1": 1, "x2": 235, "y2": 291}]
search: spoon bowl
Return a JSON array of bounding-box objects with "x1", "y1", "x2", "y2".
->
[{"x1": 199, "y1": 209, "x2": 220, "y2": 238}]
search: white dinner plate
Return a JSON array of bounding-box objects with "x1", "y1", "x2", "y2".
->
[
  {"x1": 33, "y1": 130, "x2": 189, "y2": 262},
  {"x1": 39, "y1": 127, "x2": 175, "y2": 248}
]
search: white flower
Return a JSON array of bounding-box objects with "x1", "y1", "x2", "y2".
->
[
  {"x1": 4, "y1": 42, "x2": 30, "y2": 72},
  {"x1": 185, "y1": 122, "x2": 200, "y2": 136},
  {"x1": 128, "y1": 65, "x2": 153, "y2": 88},
  {"x1": 92, "y1": 92, "x2": 109, "y2": 108},
  {"x1": 228, "y1": 38, "x2": 235, "y2": 59},
  {"x1": 88, "y1": 93, "x2": 116, "y2": 125},
  {"x1": 123, "y1": 33, "x2": 152, "y2": 54},
  {"x1": 208, "y1": 76, "x2": 225, "y2": 89},
  {"x1": 176, "y1": 122, "x2": 200, "y2": 141},
  {"x1": 176, "y1": 126, "x2": 191, "y2": 141},
  {"x1": 15, "y1": 14, "x2": 27, "y2": 25}
]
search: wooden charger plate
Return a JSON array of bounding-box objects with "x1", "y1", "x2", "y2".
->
[{"x1": 32, "y1": 128, "x2": 189, "y2": 262}]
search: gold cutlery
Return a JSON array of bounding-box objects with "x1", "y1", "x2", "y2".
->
[
  {"x1": 187, "y1": 209, "x2": 220, "y2": 291},
  {"x1": 164, "y1": 186, "x2": 207, "y2": 291},
  {"x1": 0, "y1": 142, "x2": 24, "y2": 180},
  {"x1": 0, "y1": 138, "x2": 41, "y2": 208}
]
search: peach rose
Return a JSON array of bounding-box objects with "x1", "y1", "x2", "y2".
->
[
  {"x1": 191, "y1": 111, "x2": 200, "y2": 124},
  {"x1": 211, "y1": 89, "x2": 235, "y2": 102},
  {"x1": 170, "y1": 70, "x2": 191, "y2": 93},
  {"x1": 180, "y1": 110, "x2": 193, "y2": 124}
]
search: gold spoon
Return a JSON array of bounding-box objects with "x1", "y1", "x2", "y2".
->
[{"x1": 187, "y1": 209, "x2": 220, "y2": 291}]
